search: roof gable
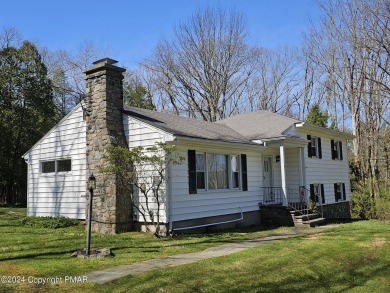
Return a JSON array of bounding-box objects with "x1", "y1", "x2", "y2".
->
[{"x1": 216, "y1": 110, "x2": 301, "y2": 140}]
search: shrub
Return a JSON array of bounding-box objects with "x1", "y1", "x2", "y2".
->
[{"x1": 19, "y1": 216, "x2": 81, "y2": 229}]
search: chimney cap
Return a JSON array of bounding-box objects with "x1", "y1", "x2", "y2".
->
[{"x1": 92, "y1": 58, "x2": 119, "y2": 66}]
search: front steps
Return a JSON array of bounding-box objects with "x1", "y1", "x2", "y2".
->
[
  {"x1": 259, "y1": 205, "x2": 326, "y2": 227},
  {"x1": 290, "y1": 210, "x2": 326, "y2": 227}
]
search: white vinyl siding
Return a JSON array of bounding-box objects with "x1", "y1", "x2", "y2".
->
[
  {"x1": 170, "y1": 146, "x2": 262, "y2": 222},
  {"x1": 25, "y1": 105, "x2": 86, "y2": 219},
  {"x1": 123, "y1": 116, "x2": 172, "y2": 223}
]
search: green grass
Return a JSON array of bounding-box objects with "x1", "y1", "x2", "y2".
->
[
  {"x1": 1, "y1": 208, "x2": 389, "y2": 292},
  {"x1": 0, "y1": 207, "x2": 290, "y2": 292}
]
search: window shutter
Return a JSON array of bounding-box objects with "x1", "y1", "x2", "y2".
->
[
  {"x1": 334, "y1": 183, "x2": 338, "y2": 202},
  {"x1": 331, "y1": 140, "x2": 335, "y2": 160},
  {"x1": 318, "y1": 137, "x2": 322, "y2": 159},
  {"x1": 339, "y1": 141, "x2": 343, "y2": 160},
  {"x1": 310, "y1": 184, "x2": 315, "y2": 202},
  {"x1": 307, "y1": 135, "x2": 312, "y2": 158},
  {"x1": 241, "y1": 154, "x2": 248, "y2": 191},
  {"x1": 321, "y1": 184, "x2": 325, "y2": 204},
  {"x1": 188, "y1": 150, "x2": 197, "y2": 194},
  {"x1": 342, "y1": 183, "x2": 346, "y2": 201}
]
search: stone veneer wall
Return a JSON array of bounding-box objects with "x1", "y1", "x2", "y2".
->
[
  {"x1": 84, "y1": 58, "x2": 133, "y2": 234},
  {"x1": 320, "y1": 201, "x2": 351, "y2": 219}
]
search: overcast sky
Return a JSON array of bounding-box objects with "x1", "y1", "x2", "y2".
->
[{"x1": 1, "y1": 0, "x2": 321, "y2": 69}]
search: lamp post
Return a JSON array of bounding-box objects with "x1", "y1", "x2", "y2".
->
[{"x1": 86, "y1": 174, "x2": 96, "y2": 256}]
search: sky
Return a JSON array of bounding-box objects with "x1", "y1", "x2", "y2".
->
[{"x1": 0, "y1": 0, "x2": 321, "y2": 69}]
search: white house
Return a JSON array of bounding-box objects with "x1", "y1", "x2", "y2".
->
[{"x1": 23, "y1": 58, "x2": 354, "y2": 234}]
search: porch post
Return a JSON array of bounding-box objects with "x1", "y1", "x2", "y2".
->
[
  {"x1": 280, "y1": 144, "x2": 287, "y2": 206},
  {"x1": 299, "y1": 147, "x2": 306, "y2": 187}
]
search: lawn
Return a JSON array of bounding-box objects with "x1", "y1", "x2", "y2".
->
[{"x1": 1, "y1": 208, "x2": 389, "y2": 293}]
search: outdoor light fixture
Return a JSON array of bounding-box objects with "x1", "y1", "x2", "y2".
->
[
  {"x1": 88, "y1": 174, "x2": 96, "y2": 190},
  {"x1": 86, "y1": 174, "x2": 96, "y2": 256}
]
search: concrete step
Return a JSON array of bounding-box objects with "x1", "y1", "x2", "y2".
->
[
  {"x1": 294, "y1": 213, "x2": 320, "y2": 221},
  {"x1": 302, "y1": 217, "x2": 326, "y2": 227}
]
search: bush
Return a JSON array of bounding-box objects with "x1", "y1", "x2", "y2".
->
[
  {"x1": 351, "y1": 182, "x2": 390, "y2": 220},
  {"x1": 19, "y1": 216, "x2": 81, "y2": 229}
]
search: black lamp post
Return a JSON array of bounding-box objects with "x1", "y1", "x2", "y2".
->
[{"x1": 86, "y1": 174, "x2": 96, "y2": 256}]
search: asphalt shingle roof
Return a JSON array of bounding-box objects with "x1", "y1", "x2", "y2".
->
[
  {"x1": 123, "y1": 106, "x2": 256, "y2": 145},
  {"x1": 216, "y1": 110, "x2": 301, "y2": 140}
]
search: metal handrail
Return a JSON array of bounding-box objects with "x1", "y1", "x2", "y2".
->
[{"x1": 259, "y1": 187, "x2": 284, "y2": 205}]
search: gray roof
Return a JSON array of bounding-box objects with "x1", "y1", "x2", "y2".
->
[
  {"x1": 216, "y1": 110, "x2": 301, "y2": 140},
  {"x1": 123, "y1": 106, "x2": 256, "y2": 145}
]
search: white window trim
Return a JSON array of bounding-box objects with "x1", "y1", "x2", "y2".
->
[
  {"x1": 334, "y1": 141, "x2": 342, "y2": 160},
  {"x1": 195, "y1": 152, "x2": 242, "y2": 192},
  {"x1": 311, "y1": 136, "x2": 320, "y2": 158},
  {"x1": 40, "y1": 158, "x2": 72, "y2": 175}
]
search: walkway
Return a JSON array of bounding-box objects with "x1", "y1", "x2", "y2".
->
[{"x1": 86, "y1": 227, "x2": 325, "y2": 284}]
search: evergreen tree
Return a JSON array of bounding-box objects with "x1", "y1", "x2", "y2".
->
[
  {"x1": 124, "y1": 79, "x2": 155, "y2": 110},
  {"x1": 0, "y1": 41, "x2": 59, "y2": 204},
  {"x1": 306, "y1": 104, "x2": 328, "y2": 127}
]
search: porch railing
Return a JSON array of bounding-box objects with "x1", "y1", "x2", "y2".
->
[
  {"x1": 260, "y1": 187, "x2": 284, "y2": 205},
  {"x1": 260, "y1": 186, "x2": 324, "y2": 218}
]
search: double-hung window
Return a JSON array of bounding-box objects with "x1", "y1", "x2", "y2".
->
[
  {"x1": 188, "y1": 150, "x2": 247, "y2": 194},
  {"x1": 307, "y1": 135, "x2": 322, "y2": 159},
  {"x1": 41, "y1": 159, "x2": 72, "y2": 174},
  {"x1": 334, "y1": 182, "x2": 346, "y2": 202},
  {"x1": 310, "y1": 183, "x2": 325, "y2": 204},
  {"x1": 331, "y1": 140, "x2": 343, "y2": 160}
]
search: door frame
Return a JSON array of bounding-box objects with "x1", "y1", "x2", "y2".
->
[{"x1": 262, "y1": 155, "x2": 273, "y2": 187}]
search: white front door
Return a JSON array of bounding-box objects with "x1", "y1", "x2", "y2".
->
[{"x1": 263, "y1": 156, "x2": 273, "y2": 187}]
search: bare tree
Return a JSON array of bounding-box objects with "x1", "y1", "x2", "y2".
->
[
  {"x1": 305, "y1": 0, "x2": 390, "y2": 196},
  {"x1": 142, "y1": 7, "x2": 256, "y2": 121},
  {"x1": 41, "y1": 41, "x2": 110, "y2": 115}
]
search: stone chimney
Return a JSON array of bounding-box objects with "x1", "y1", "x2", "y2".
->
[{"x1": 84, "y1": 58, "x2": 132, "y2": 234}]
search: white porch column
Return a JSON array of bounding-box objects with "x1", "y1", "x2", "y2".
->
[
  {"x1": 280, "y1": 144, "x2": 287, "y2": 206},
  {"x1": 299, "y1": 147, "x2": 306, "y2": 187}
]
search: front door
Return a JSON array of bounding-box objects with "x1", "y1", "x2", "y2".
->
[{"x1": 263, "y1": 156, "x2": 273, "y2": 187}]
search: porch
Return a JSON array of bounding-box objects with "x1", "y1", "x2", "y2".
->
[{"x1": 258, "y1": 186, "x2": 326, "y2": 227}]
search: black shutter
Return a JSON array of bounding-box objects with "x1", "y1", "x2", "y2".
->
[
  {"x1": 307, "y1": 135, "x2": 312, "y2": 158},
  {"x1": 342, "y1": 183, "x2": 346, "y2": 201},
  {"x1": 321, "y1": 184, "x2": 325, "y2": 204},
  {"x1": 334, "y1": 183, "x2": 338, "y2": 202},
  {"x1": 188, "y1": 150, "x2": 197, "y2": 194},
  {"x1": 310, "y1": 184, "x2": 315, "y2": 202},
  {"x1": 331, "y1": 140, "x2": 335, "y2": 160},
  {"x1": 318, "y1": 137, "x2": 322, "y2": 159},
  {"x1": 241, "y1": 154, "x2": 248, "y2": 191},
  {"x1": 339, "y1": 141, "x2": 343, "y2": 160}
]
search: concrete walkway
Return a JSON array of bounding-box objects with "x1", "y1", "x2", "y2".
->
[{"x1": 86, "y1": 228, "x2": 323, "y2": 284}]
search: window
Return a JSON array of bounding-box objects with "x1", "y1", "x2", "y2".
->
[
  {"x1": 231, "y1": 155, "x2": 240, "y2": 189},
  {"x1": 207, "y1": 154, "x2": 228, "y2": 189},
  {"x1": 188, "y1": 150, "x2": 247, "y2": 193},
  {"x1": 331, "y1": 140, "x2": 343, "y2": 160},
  {"x1": 41, "y1": 161, "x2": 55, "y2": 173},
  {"x1": 334, "y1": 182, "x2": 346, "y2": 202},
  {"x1": 41, "y1": 159, "x2": 71, "y2": 174},
  {"x1": 310, "y1": 183, "x2": 325, "y2": 204},
  {"x1": 307, "y1": 135, "x2": 322, "y2": 159}
]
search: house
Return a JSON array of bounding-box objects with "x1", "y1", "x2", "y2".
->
[{"x1": 23, "y1": 58, "x2": 354, "y2": 234}]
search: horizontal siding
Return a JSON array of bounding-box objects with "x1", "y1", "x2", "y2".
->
[
  {"x1": 26, "y1": 106, "x2": 86, "y2": 219},
  {"x1": 124, "y1": 115, "x2": 170, "y2": 222},
  {"x1": 304, "y1": 136, "x2": 351, "y2": 203},
  {"x1": 170, "y1": 146, "x2": 262, "y2": 222}
]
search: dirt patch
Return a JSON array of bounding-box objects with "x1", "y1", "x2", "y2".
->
[
  {"x1": 370, "y1": 238, "x2": 386, "y2": 248},
  {"x1": 304, "y1": 234, "x2": 320, "y2": 240}
]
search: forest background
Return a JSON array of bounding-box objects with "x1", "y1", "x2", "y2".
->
[{"x1": 0, "y1": 0, "x2": 389, "y2": 219}]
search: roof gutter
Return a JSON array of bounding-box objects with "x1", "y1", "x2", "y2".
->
[
  {"x1": 172, "y1": 136, "x2": 265, "y2": 151},
  {"x1": 295, "y1": 122, "x2": 355, "y2": 140}
]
